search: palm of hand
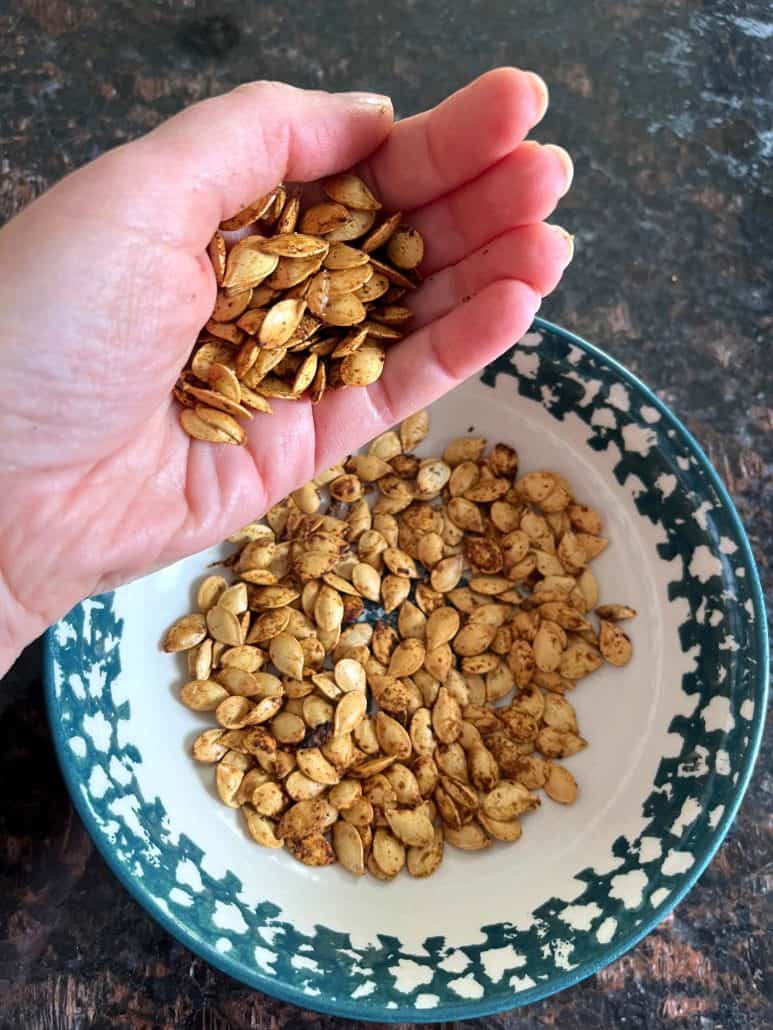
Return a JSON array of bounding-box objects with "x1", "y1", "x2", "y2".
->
[{"x1": 0, "y1": 72, "x2": 572, "y2": 663}]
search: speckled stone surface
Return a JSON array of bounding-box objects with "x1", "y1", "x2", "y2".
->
[{"x1": 0, "y1": 1, "x2": 770, "y2": 1027}]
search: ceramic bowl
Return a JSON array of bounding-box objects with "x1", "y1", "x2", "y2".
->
[{"x1": 45, "y1": 318, "x2": 767, "y2": 1021}]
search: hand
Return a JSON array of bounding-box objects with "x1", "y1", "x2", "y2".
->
[{"x1": 0, "y1": 70, "x2": 573, "y2": 673}]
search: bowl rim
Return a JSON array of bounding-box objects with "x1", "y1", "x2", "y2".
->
[{"x1": 44, "y1": 316, "x2": 769, "y2": 1021}]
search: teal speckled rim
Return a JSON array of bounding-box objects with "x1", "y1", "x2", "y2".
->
[{"x1": 44, "y1": 317, "x2": 768, "y2": 1021}]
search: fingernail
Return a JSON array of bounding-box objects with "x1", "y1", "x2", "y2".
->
[
  {"x1": 549, "y1": 223, "x2": 575, "y2": 261},
  {"x1": 526, "y1": 71, "x2": 549, "y2": 122},
  {"x1": 342, "y1": 91, "x2": 393, "y2": 113},
  {"x1": 544, "y1": 143, "x2": 574, "y2": 196}
]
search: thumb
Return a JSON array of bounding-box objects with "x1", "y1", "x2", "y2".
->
[{"x1": 119, "y1": 82, "x2": 395, "y2": 251}]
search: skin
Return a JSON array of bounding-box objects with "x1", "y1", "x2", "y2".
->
[{"x1": 0, "y1": 70, "x2": 573, "y2": 675}]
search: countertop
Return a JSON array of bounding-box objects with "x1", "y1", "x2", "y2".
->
[{"x1": 0, "y1": 1, "x2": 770, "y2": 1027}]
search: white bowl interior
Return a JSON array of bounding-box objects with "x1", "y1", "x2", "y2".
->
[{"x1": 106, "y1": 372, "x2": 691, "y2": 952}]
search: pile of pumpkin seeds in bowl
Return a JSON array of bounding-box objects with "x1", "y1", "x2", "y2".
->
[
  {"x1": 175, "y1": 174, "x2": 424, "y2": 445},
  {"x1": 163, "y1": 411, "x2": 636, "y2": 879}
]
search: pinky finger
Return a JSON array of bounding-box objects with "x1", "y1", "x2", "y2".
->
[{"x1": 310, "y1": 278, "x2": 540, "y2": 469}]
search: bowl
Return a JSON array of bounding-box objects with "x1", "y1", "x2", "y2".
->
[{"x1": 45, "y1": 317, "x2": 768, "y2": 1020}]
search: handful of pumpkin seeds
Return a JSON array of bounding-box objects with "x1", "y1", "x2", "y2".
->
[
  {"x1": 163, "y1": 411, "x2": 635, "y2": 879},
  {"x1": 176, "y1": 175, "x2": 425, "y2": 445}
]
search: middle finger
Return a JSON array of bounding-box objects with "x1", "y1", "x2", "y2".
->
[{"x1": 411, "y1": 141, "x2": 573, "y2": 275}]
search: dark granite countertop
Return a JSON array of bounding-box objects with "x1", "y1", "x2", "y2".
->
[{"x1": 0, "y1": 1, "x2": 770, "y2": 1027}]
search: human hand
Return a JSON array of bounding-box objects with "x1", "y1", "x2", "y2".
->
[{"x1": 0, "y1": 70, "x2": 573, "y2": 672}]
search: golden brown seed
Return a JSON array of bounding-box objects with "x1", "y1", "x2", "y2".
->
[
  {"x1": 453, "y1": 622, "x2": 497, "y2": 658},
  {"x1": 430, "y1": 555, "x2": 464, "y2": 593},
  {"x1": 333, "y1": 821, "x2": 366, "y2": 876},
  {"x1": 284, "y1": 771, "x2": 326, "y2": 802},
  {"x1": 192, "y1": 728, "x2": 227, "y2": 763},
  {"x1": 334, "y1": 690, "x2": 367, "y2": 736},
  {"x1": 334, "y1": 657, "x2": 367, "y2": 693},
  {"x1": 327, "y1": 264, "x2": 375, "y2": 297},
  {"x1": 479, "y1": 813, "x2": 522, "y2": 843},
  {"x1": 340, "y1": 346, "x2": 386, "y2": 386},
  {"x1": 243, "y1": 808, "x2": 283, "y2": 849},
  {"x1": 164, "y1": 613, "x2": 207, "y2": 653},
  {"x1": 322, "y1": 293, "x2": 368, "y2": 327},
  {"x1": 436, "y1": 742, "x2": 469, "y2": 782},
  {"x1": 442, "y1": 437, "x2": 486, "y2": 466},
  {"x1": 299, "y1": 201, "x2": 350, "y2": 234},
  {"x1": 596, "y1": 604, "x2": 637, "y2": 622},
  {"x1": 329, "y1": 474, "x2": 363, "y2": 503},
  {"x1": 314, "y1": 584, "x2": 344, "y2": 632},
  {"x1": 559, "y1": 641, "x2": 604, "y2": 680},
  {"x1": 399, "y1": 410, "x2": 429, "y2": 451},
  {"x1": 352, "y1": 562, "x2": 382, "y2": 601},
  {"x1": 259, "y1": 232, "x2": 329, "y2": 258},
  {"x1": 213, "y1": 667, "x2": 259, "y2": 697},
  {"x1": 379, "y1": 575, "x2": 409, "y2": 614},
  {"x1": 532, "y1": 621, "x2": 565, "y2": 673},
  {"x1": 347, "y1": 453, "x2": 392, "y2": 482},
  {"x1": 208, "y1": 231, "x2": 226, "y2": 284},
  {"x1": 424, "y1": 607, "x2": 459, "y2": 651},
  {"x1": 568, "y1": 503, "x2": 603, "y2": 535},
  {"x1": 296, "y1": 749, "x2": 340, "y2": 786},
  {"x1": 423, "y1": 643, "x2": 453, "y2": 682},
  {"x1": 180, "y1": 679, "x2": 229, "y2": 711},
  {"x1": 213, "y1": 694, "x2": 255, "y2": 730},
  {"x1": 599, "y1": 619, "x2": 634, "y2": 666},
  {"x1": 218, "y1": 583, "x2": 249, "y2": 615},
  {"x1": 372, "y1": 829, "x2": 406, "y2": 878},
  {"x1": 432, "y1": 686, "x2": 462, "y2": 744},
  {"x1": 508, "y1": 639, "x2": 536, "y2": 687},
  {"x1": 386, "y1": 226, "x2": 425, "y2": 269},
  {"x1": 220, "y1": 191, "x2": 276, "y2": 231},
  {"x1": 286, "y1": 833, "x2": 336, "y2": 867},
  {"x1": 252, "y1": 781, "x2": 286, "y2": 818},
  {"x1": 384, "y1": 765, "x2": 422, "y2": 808},
  {"x1": 342, "y1": 795, "x2": 375, "y2": 827},
  {"x1": 468, "y1": 745, "x2": 500, "y2": 792},
  {"x1": 324, "y1": 242, "x2": 370, "y2": 268},
  {"x1": 397, "y1": 600, "x2": 426, "y2": 641},
  {"x1": 545, "y1": 763, "x2": 579, "y2": 804},
  {"x1": 329, "y1": 779, "x2": 362, "y2": 810},
  {"x1": 215, "y1": 763, "x2": 244, "y2": 808},
  {"x1": 536, "y1": 727, "x2": 588, "y2": 759},
  {"x1": 181, "y1": 406, "x2": 246, "y2": 446},
  {"x1": 406, "y1": 825, "x2": 444, "y2": 878},
  {"x1": 375, "y1": 712, "x2": 412, "y2": 759},
  {"x1": 361, "y1": 210, "x2": 402, "y2": 252},
  {"x1": 212, "y1": 287, "x2": 253, "y2": 323},
  {"x1": 206, "y1": 605, "x2": 243, "y2": 646},
  {"x1": 385, "y1": 806, "x2": 435, "y2": 847},
  {"x1": 444, "y1": 821, "x2": 490, "y2": 851},
  {"x1": 258, "y1": 298, "x2": 307, "y2": 349},
  {"x1": 388, "y1": 638, "x2": 426, "y2": 678},
  {"x1": 482, "y1": 780, "x2": 539, "y2": 821},
  {"x1": 326, "y1": 207, "x2": 377, "y2": 242},
  {"x1": 322, "y1": 173, "x2": 381, "y2": 211},
  {"x1": 223, "y1": 237, "x2": 280, "y2": 291},
  {"x1": 272, "y1": 712, "x2": 307, "y2": 745},
  {"x1": 268, "y1": 632, "x2": 305, "y2": 680},
  {"x1": 368, "y1": 430, "x2": 402, "y2": 461}
]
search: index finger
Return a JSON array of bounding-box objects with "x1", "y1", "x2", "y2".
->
[
  {"x1": 360, "y1": 67, "x2": 549, "y2": 212},
  {"x1": 88, "y1": 82, "x2": 394, "y2": 251}
]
